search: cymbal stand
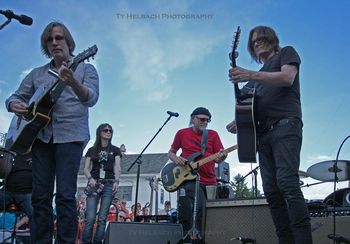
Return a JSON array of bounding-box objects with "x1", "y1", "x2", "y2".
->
[{"x1": 328, "y1": 135, "x2": 350, "y2": 244}]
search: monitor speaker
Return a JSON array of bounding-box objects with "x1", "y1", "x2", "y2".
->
[{"x1": 104, "y1": 222, "x2": 183, "y2": 244}]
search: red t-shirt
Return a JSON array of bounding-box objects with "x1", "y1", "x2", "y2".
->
[{"x1": 170, "y1": 127, "x2": 224, "y2": 185}]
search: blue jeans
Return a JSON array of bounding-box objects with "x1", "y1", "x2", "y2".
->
[
  {"x1": 82, "y1": 182, "x2": 114, "y2": 243},
  {"x1": 31, "y1": 140, "x2": 84, "y2": 244},
  {"x1": 258, "y1": 118, "x2": 312, "y2": 244}
]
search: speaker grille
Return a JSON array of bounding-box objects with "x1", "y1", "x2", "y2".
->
[
  {"x1": 105, "y1": 222, "x2": 183, "y2": 244},
  {"x1": 204, "y1": 198, "x2": 277, "y2": 244},
  {"x1": 204, "y1": 198, "x2": 350, "y2": 244}
]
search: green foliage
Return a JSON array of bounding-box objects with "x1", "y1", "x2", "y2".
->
[{"x1": 232, "y1": 173, "x2": 262, "y2": 198}]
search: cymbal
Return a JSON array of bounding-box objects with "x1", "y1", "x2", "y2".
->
[
  {"x1": 307, "y1": 160, "x2": 350, "y2": 182},
  {"x1": 298, "y1": 170, "x2": 309, "y2": 178}
]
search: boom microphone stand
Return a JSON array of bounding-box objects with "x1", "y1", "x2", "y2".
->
[
  {"x1": 127, "y1": 111, "x2": 178, "y2": 221},
  {"x1": 234, "y1": 166, "x2": 259, "y2": 197}
]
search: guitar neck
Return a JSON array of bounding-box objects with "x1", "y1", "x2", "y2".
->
[
  {"x1": 192, "y1": 145, "x2": 237, "y2": 169},
  {"x1": 49, "y1": 60, "x2": 82, "y2": 102}
]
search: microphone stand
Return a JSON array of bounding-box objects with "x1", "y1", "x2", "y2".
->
[
  {"x1": 328, "y1": 135, "x2": 350, "y2": 244},
  {"x1": 127, "y1": 113, "x2": 175, "y2": 222},
  {"x1": 235, "y1": 166, "x2": 259, "y2": 198},
  {"x1": 0, "y1": 18, "x2": 11, "y2": 30}
]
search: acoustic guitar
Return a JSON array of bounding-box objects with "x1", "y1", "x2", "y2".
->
[
  {"x1": 160, "y1": 145, "x2": 237, "y2": 192},
  {"x1": 5, "y1": 45, "x2": 98, "y2": 154},
  {"x1": 230, "y1": 26, "x2": 257, "y2": 163}
]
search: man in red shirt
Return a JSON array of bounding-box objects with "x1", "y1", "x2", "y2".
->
[{"x1": 168, "y1": 107, "x2": 227, "y2": 242}]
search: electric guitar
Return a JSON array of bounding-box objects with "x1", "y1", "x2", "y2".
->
[
  {"x1": 160, "y1": 145, "x2": 237, "y2": 192},
  {"x1": 230, "y1": 26, "x2": 257, "y2": 163},
  {"x1": 5, "y1": 45, "x2": 98, "y2": 154}
]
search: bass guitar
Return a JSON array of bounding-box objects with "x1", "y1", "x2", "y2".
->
[
  {"x1": 5, "y1": 45, "x2": 98, "y2": 154},
  {"x1": 230, "y1": 26, "x2": 257, "y2": 163},
  {"x1": 160, "y1": 145, "x2": 237, "y2": 192}
]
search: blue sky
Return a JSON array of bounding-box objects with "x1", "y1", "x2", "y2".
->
[{"x1": 1, "y1": 0, "x2": 349, "y2": 199}]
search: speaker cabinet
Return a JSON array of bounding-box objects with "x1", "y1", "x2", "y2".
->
[
  {"x1": 204, "y1": 198, "x2": 350, "y2": 244},
  {"x1": 204, "y1": 198, "x2": 277, "y2": 244},
  {"x1": 105, "y1": 222, "x2": 183, "y2": 244}
]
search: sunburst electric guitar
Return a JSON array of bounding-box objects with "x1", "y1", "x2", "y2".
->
[
  {"x1": 5, "y1": 45, "x2": 98, "y2": 154},
  {"x1": 160, "y1": 145, "x2": 237, "y2": 192},
  {"x1": 230, "y1": 26, "x2": 257, "y2": 163}
]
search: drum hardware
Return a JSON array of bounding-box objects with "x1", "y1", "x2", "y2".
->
[
  {"x1": 306, "y1": 135, "x2": 350, "y2": 243},
  {"x1": 307, "y1": 160, "x2": 350, "y2": 182},
  {"x1": 298, "y1": 170, "x2": 309, "y2": 178}
]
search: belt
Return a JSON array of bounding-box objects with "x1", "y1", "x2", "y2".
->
[{"x1": 259, "y1": 117, "x2": 297, "y2": 134}]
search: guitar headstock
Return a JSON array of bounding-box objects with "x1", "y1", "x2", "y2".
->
[
  {"x1": 72, "y1": 45, "x2": 98, "y2": 64},
  {"x1": 230, "y1": 26, "x2": 241, "y2": 64}
]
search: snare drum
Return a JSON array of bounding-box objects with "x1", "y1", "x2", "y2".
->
[{"x1": 0, "y1": 147, "x2": 15, "y2": 179}]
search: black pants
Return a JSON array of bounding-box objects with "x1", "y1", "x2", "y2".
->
[
  {"x1": 258, "y1": 118, "x2": 312, "y2": 244},
  {"x1": 178, "y1": 181, "x2": 207, "y2": 238}
]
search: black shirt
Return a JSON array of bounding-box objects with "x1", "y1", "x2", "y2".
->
[
  {"x1": 85, "y1": 145, "x2": 122, "y2": 179},
  {"x1": 254, "y1": 46, "x2": 302, "y2": 123},
  {"x1": 6, "y1": 153, "x2": 32, "y2": 193}
]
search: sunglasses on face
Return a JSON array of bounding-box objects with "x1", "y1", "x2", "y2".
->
[
  {"x1": 102, "y1": 129, "x2": 113, "y2": 133},
  {"x1": 47, "y1": 35, "x2": 65, "y2": 42},
  {"x1": 196, "y1": 116, "x2": 211, "y2": 123},
  {"x1": 251, "y1": 36, "x2": 268, "y2": 45}
]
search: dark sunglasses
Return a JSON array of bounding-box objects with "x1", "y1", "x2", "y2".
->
[
  {"x1": 251, "y1": 36, "x2": 268, "y2": 45},
  {"x1": 102, "y1": 129, "x2": 113, "y2": 133},
  {"x1": 196, "y1": 116, "x2": 211, "y2": 123},
  {"x1": 47, "y1": 35, "x2": 65, "y2": 42}
]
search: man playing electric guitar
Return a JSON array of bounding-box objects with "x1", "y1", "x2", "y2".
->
[
  {"x1": 5, "y1": 22, "x2": 99, "y2": 243},
  {"x1": 168, "y1": 107, "x2": 227, "y2": 243}
]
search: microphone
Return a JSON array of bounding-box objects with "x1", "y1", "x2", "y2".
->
[
  {"x1": 0, "y1": 9, "x2": 33, "y2": 26},
  {"x1": 167, "y1": 111, "x2": 179, "y2": 117},
  {"x1": 231, "y1": 237, "x2": 256, "y2": 243}
]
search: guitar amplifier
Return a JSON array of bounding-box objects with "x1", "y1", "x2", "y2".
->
[
  {"x1": 204, "y1": 198, "x2": 350, "y2": 244},
  {"x1": 204, "y1": 198, "x2": 277, "y2": 244}
]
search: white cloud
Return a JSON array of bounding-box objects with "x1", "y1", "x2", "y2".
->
[{"x1": 112, "y1": 2, "x2": 222, "y2": 102}]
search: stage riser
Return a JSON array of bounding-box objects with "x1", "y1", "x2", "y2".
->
[
  {"x1": 204, "y1": 199, "x2": 350, "y2": 244},
  {"x1": 105, "y1": 222, "x2": 183, "y2": 244}
]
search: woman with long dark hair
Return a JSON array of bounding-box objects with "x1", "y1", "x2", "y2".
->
[{"x1": 82, "y1": 123, "x2": 121, "y2": 244}]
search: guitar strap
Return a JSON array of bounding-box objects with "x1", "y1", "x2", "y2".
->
[{"x1": 201, "y1": 129, "x2": 208, "y2": 155}]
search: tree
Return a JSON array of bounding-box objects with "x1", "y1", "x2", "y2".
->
[{"x1": 231, "y1": 173, "x2": 262, "y2": 198}]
